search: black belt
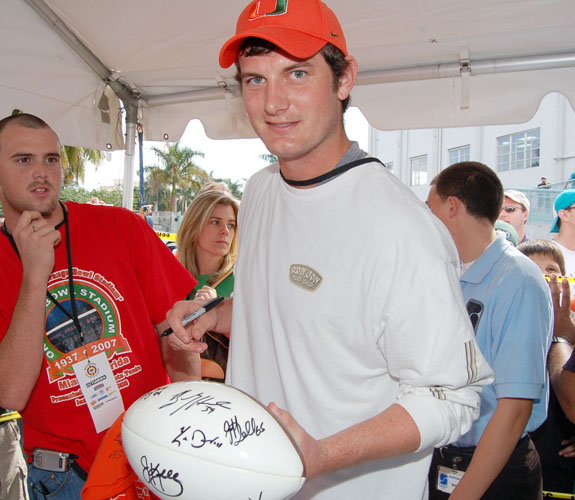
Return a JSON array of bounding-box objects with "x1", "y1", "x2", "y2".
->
[
  {"x1": 71, "y1": 461, "x2": 88, "y2": 481},
  {"x1": 436, "y1": 435, "x2": 531, "y2": 471}
]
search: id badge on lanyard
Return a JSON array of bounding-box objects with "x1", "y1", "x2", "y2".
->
[
  {"x1": 72, "y1": 352, "x2": 124, "y2": 433},
  {"x1": 47, "y1": 204, "x2": 124, "y2": 433}
]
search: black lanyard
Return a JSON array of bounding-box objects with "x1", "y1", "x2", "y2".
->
[
  {"x1": 48, "y1": 204, "x2": 85, "y2": 344},
  {"x1": 279, "y1": 157, "x2": 384, "y2": 187},
  {"x1": 2, "y1": 203, "x2": 85, "y2": 345}
]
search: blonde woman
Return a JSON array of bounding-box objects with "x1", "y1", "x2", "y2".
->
[{"x1": 177, "y1": 190, "x2": 239, "y2": 379}]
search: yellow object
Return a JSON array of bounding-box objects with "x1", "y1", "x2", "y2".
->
[
  {"x1": 155, "y1": 231, "x2": 177, "y2": 243},
  {"x1": 0, "y1": 411, "x2": 21, "y2": 423},
  {"x1": 544, "y1": 275, "x2": 575, "y2": 283}
]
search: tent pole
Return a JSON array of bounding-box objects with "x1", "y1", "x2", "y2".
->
[
  {"x1": 138, "y1": 126, "x2": 145, "y2": 208},
  {"x1": 143, "y1": 51, "x2": 575, "y2": 107},
  {"x1": 355, "y1": 52, "x2": 575, "y2": 86},
  {"x1": 121, "y1": 102, "x2": 138, "y2": 210},
  {"x1": 24, "y1": 0, "x2": 136, "y2": 101}
]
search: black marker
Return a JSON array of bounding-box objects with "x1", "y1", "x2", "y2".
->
[{"x1": 160, "y1": 296, "x2": 224, "y2": 338}]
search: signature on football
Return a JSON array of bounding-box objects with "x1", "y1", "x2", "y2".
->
[
  {"x1": 159, "y1": 390, "x2": 232, "y2": 415},
  {"x1": 140, "y1": 455, "x2": 183, "y2": 497},
  {"x1": 224, "y1": 415, "x2": 265, "y2": 446}
]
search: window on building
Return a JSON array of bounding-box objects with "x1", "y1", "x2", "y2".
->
[
  {"x1": 449, "y1": 145, "x2": 470, "y2": 165},
  {"x1": 410, "y1": 155, "x2": 427, "y2": 186},
  {"x1": 497, "y1": 128, "x2": 540, "y2": 172}
]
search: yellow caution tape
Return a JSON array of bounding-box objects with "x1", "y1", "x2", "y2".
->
[
  {"x1": 544, "y1": 275, "x2": 575, "y2": 283},
  {"x1": 543, "y1": 492, "x2": 575, "y2": 499}
]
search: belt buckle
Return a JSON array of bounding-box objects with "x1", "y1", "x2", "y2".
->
[
  {"x1": 438, "y1": 446, "x2": 464, "y2": 470},
  {"x1": 450, "y1": 454, "x2": 464, "y2": 470}
]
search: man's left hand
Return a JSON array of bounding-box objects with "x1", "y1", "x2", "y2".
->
[{"x1": 267, "y1": 402, "x2": 326, "y2": 479}]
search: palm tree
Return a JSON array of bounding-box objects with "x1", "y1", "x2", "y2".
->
[
  {"x1": 146, "y1": 142, "x2": 208, "y2": 213},
  {"x1": 178, "y1": 184, "x2": 197, "y2": 213},
  {"x1": 223, "y1": 179, "x2": 244, "y2": 199},
  {"x1": 259, "y1": 153, "x2": 278, "y2": 164},
  {"x1": 207, "y1": 172, "x2": 244, "y2": 199},
  {"x1": 61, "y1": 146, "x2": 104, "y2": 185}
]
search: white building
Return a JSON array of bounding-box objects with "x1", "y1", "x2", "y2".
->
[{"x1": 368, "y1": 92, "x2": 575, "y2": 238}]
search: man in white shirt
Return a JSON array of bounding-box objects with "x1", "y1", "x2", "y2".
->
[{"x1": 167, "y1": 1, "x2": 493, "y2": 498}]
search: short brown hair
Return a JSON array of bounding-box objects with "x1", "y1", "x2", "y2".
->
[
  {"x1": 0, "y1": 113, "x2": 50, "y2": 140},
  {"x1": 517, "y1": 239, "x2": 566, "y2": 275},
  {"x1": 431, "y1": 162, "x2": 503, "y2": 225}
]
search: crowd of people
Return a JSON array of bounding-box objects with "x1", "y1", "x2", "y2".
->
[{"x1": 0, "y1": 1, "x2": 574, "y2": 499}]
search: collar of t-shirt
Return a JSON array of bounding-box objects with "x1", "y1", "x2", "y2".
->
[
  {"x1": 316, "y1": 141, "x2": 367, "y2": 186},
  {"x1": 460, "y1": 259, "x2": 476, "y2": 275}
]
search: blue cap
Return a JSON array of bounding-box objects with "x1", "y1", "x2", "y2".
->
[{"x1": 550, "y1": 190, "x2": 575, "y2": 233}]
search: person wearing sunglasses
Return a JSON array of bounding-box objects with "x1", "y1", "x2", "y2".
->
[{"x1": 499, "y1": 190, "x2": 530, "y2": 244}]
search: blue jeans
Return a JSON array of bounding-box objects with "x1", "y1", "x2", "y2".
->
[{"x1": 27, "y1": 464, "x2": 85, "y2": 500}]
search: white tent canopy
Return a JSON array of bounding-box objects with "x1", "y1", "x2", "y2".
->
[{"x1": 2, "y1": 0, "x2": 575, "y2": 205}]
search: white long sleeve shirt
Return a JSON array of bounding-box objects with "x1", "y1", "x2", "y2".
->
[{"x1": 227, "y1": 159, "x2": 493, "y2": 500}]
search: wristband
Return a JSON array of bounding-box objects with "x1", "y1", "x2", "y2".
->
[{"x1": 552, "y1": 336, "x2": 572, "y2": 345}]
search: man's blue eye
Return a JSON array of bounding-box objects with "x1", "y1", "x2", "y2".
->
[{"x1": 248, "y1": 76, "x2": 264, "y2": 85}]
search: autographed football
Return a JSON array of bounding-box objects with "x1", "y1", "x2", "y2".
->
[{"x1": 122, "y1": 380, "x2": 306, "y2": 500}]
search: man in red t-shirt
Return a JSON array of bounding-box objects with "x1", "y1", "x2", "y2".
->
[{"x1": 0, "y1": 113, "x2": 203, "y2": 499}]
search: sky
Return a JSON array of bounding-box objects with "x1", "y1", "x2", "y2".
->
[{"x1": 82, "y1": 107, "x2": 370, "y2": 191}]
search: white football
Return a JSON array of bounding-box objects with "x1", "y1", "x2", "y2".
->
[{"x1": 122, "y1": 380, "x2": 306, "y2": 500}]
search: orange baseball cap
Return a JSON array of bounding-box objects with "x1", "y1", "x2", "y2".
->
[{"x1": 219, "y1": 0, "x2": 348, "y2": 68}]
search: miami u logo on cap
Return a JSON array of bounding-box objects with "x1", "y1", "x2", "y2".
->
[{"x1": 249, "y1": 0, "x2": 288, "y2": 20}]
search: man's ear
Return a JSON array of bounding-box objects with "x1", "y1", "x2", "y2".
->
[
  {"x1": 446, "y1": 196, "x2": 460, "y2": 219},
  {"x1": 337, "y1": 56, "x2": 357, "y2": 101}
]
